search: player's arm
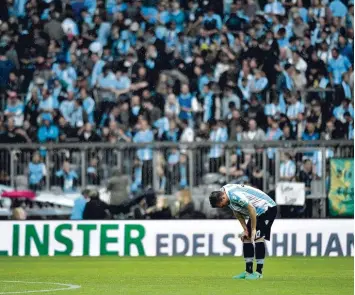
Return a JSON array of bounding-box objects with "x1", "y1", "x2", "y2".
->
[
  {"x1": 233, "y1": 211, "x2": 248, "y2": 232},
  {"x1": 247, "y1": 203, "x2": 257, "y2": 242}
]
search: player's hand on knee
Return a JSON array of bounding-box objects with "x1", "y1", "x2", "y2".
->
[
  {"x1": 242, "y1": 230, "x2": 249, "y2": 241},
  {"x1": 251, "y1": 228, "x2": 256, "y2": 243},
  {"x1": 238, "y1": 230, "x2": 249, "y2": 242}
]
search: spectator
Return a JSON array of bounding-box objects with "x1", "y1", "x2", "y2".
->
[
  {"x1": 264, "y1": 0, "x2": 286, "y2": 16},
  {"x1": 333, "y1": 98, "x2": 354, "y2": 123},
  {"x1": 79, "y1": 123, "x2": 101, "y2": 142},
  {"x1": 43, "y1": 12, "x2": 65, "y2": 42},
  {"x1": 279, "y1": 152, "x2": 296, "y2": 181},
  {"x1": 290, "y1": 51, "x2": 308, "y2": 74},
  {"x1": 7, "y1": 71, "x2": 22, "y2": 93},
  {"x1": 203, "y1": 6, "x2": 222, "y2": 33},
  {"x1": 251, "y1": 70, "x2": 268, "y2": 101},
  {"x1": 163, "y1": 119, "x2": 179, "y2": 142},
  {"x1": 37, "y1": 113, "x2": 59, "y2": 144},
  {"x1": 266, "y1": 118, "x2": 283, "y2": 159},
  {"x1": 292, "y1": 13, "x2": 309, "y2": 38},
  {"x1": 145, "y1": 196, "x2": 172, "y2": 219},
  {"x1": 298, "y1": 159, "x2": 315, "y2": 217},
  {"x1": 24, "y1": 89, "x2": 40, "y2": 127},
  {"x1": 70, "y1": 189, "x2": 90, "y2": 220},
  {"x1": 302, "y1": 121, "x2": 320, "y2": 141},
  {"x1": 12, "y1": 207, "x2": 27, "y2": 220},
  {"x1": 295, "y1": 112, "x2": 307, "y2": 139},
  {"x1": 133, "y1": 118, "x2": 154, "y2": 187},
  {"x1": 165, "y1": 94, "x2": 180, "y2": 118},
  {"x1": 340, "y1": 73, "x2": 352, "y2": 101},
  {"x1": 344, "y1": 112, "x2": 354, "y2": 140},
  {"x1": 209, "y1": 119, "x2": 228, "y2": 173},
  {"x1": 179, "y1": 119, "x2": 195, "y2": 143},
  {"x1": 264, "y1": 94, "x2": 284, "y2": 119},
  {"x1": 107, "y1": 168, "x2": 131, "y2": 206},
  {"x1": 87, "y1": 157, "x2": 101, "y2": 185},
  {"x1": 52, "y1": 59, "x2": 77, "y2": 90},
  {"x1": 142, "y1": 99, "x2": 162, "y2": 125},
  {"x1": 286, "y1": 94, "x2": 305, "y2": 127},
  {"x1": 280, "y1": 123, "x2": 295, "y2": 140},
  {"x1": 38, "y1": 88, "x2": 58, "y2": 114},
  {"x1": 242, "y1": 119, "x2": 265, "y2": 141},
  {"x1": 222, "y1": 86, "x2": 240, "y2": 119},
  {"x1": 80, "y1": 88, "x2": 95, "y2": 125},
  {"x1": 59, "y1": 91, "x2": 75, "y2": 123},
  {"x1": 28, "y1": 153, "x2": 47, "y2": 191},
  {"x1": 178, "y1": 84, "x2": 195, "y2": 123},
  {"x1": 176, "y1": 189, "x2": 195, "y2": 219},
  {"x1": 0, "y1": 47, "x2": 15, "y2": 93},
  {"x1": 328, "y1": 48, "x2": 351, "y2": 85},
  {"x1": 202, "y1": 82, "x2": 214, "y2": 123},
  {"x1": 279, "y1": 64, "x2": 295, "y2": 92},
  {"x1": 4, "y1": 91, "x2": 24, "y2": 127},
  {"x1": 68, "y1": 99, "x2": 84, "y2": 129},
  {"x1": 338, "y1": 35, "x2": 353, "y2": 64},
  {"x1": 329, "y1": 0, "x2": 348, "y2": 17},
  {"x1": 153, "y1": 114, "x2": 169, "y2": 140},
  {"x1": 179, "y1": 153, "x2": 189, "y2": 188},
  {"x1": 55, "y1": 161, "x2": 79, "y2": 193},
  {"x1": 0, "y1": 117, "x2": 27, "y2": 143},
  {"x1": 83, "y1": 190, "x2": 111, "y2": 220}
]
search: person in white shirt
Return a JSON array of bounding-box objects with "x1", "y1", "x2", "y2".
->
[
  {"x1": 222, "y1": 86, "x2": 241, "y2": 119},
  {"x1": 289, "y1": 51, "x2": 307, "y2": 73},
  {"x1": 179, "y1": 119, "x2": 195, "y2": 143},
  {"x1": 279, "y1": 153, "x2": 296, "y2": 181}
]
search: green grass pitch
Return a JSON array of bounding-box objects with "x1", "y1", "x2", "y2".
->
[{"x1": 0, "y1": 257, "x2": 353, "y2": 295}]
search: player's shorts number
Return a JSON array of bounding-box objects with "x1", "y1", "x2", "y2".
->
[{"x1": 255, "y1": 230, "x2": 261, "y2": 238}]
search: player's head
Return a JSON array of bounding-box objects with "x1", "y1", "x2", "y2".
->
[{"x1": 209, "y1": 191, "x2": 229, "y2": 208}]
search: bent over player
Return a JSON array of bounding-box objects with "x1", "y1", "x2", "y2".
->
[{"x1": 209, "y1": 184, "x2": 277, "y2": 280}]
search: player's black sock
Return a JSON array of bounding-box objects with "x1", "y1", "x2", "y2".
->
[
  {"x1": 243, "y1": 242, "x2": 254, "y2": 273},
  {"x1": 255, "y1": 241, "x2": 266, "y2": 274}
]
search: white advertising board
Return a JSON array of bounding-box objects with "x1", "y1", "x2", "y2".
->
[{"x1": 0, "y1": 220, "x2": 352, "y2": 257}]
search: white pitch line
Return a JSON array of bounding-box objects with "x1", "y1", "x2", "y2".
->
[{"x1": 0, "y1": 281, "x2": 81, "y2": 294}]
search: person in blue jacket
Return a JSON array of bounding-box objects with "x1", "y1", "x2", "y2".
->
[
  {"x1": 55, "y1": 161, "x2": 79, "y2": 192},
  {"x1": 28, "y1": 152, "x2": 47, "y2": 191},
  {"x1": 70, "y1": 188, "x2": 90, "y2": 220},
  {"x1": 37, "y1": 113, "x2": 59, "y2": 143}
]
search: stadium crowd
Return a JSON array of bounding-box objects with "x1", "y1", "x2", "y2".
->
[{"x1": 0, "y1": 0, "x2": 353, "y2": 200}]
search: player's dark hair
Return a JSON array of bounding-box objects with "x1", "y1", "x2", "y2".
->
[{"x1": 209, "y1": 191, "x2": 223, "y2": 208}]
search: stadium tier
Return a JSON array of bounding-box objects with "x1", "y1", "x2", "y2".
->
[{"x1": 0, "y1": 0, "x2": 353, "y2": 220}]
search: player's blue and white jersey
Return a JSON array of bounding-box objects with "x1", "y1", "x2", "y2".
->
[{"x1": 222, "y1": 184, "x2": 276, "y2": 217}]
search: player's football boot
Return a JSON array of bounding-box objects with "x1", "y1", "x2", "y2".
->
[
  {"x1": 232, "y1": 271, "x2": 250, "y2": 279},
  {"x1": 245, "y1": 272, "x2": 263, "y2": 280}
]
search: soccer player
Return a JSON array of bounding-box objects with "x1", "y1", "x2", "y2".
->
[{"x1": 209, "y1": 184, "x2": 277, "y2": 280}]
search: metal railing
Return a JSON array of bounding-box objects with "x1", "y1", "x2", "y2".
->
[{"x1": 0, "y1": 140, "x2": 352, "y2": 196}]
